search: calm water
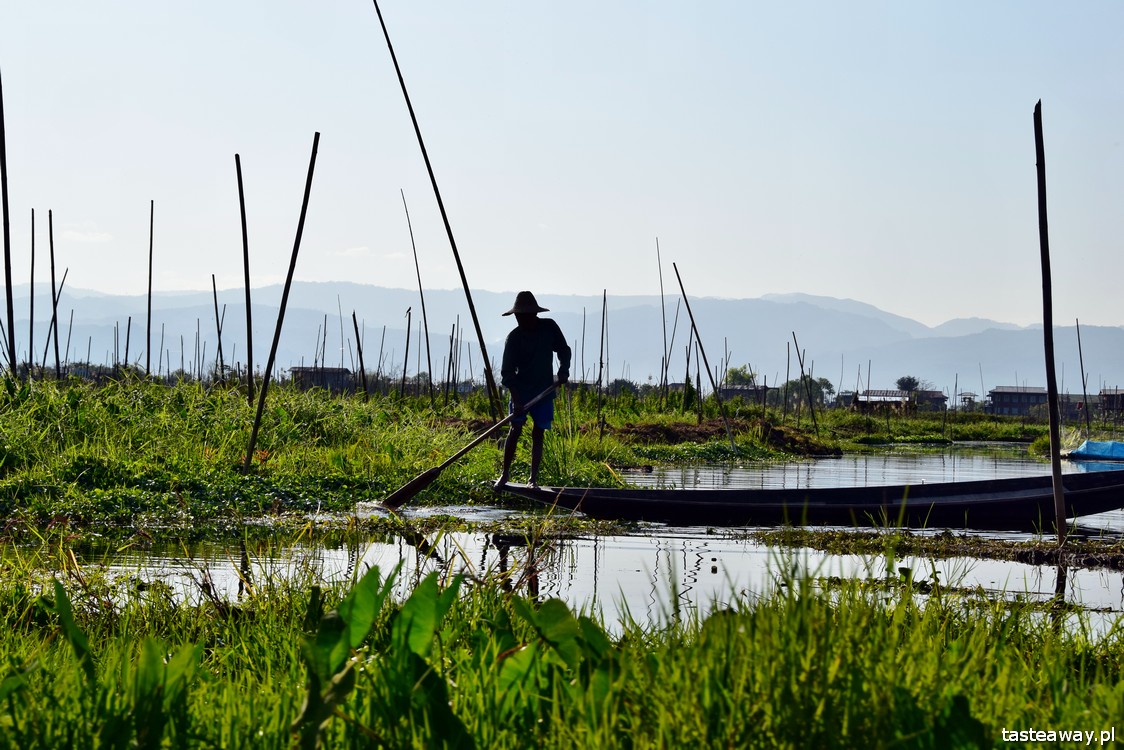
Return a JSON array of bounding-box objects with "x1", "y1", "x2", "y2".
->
[{"x1": 78, "y1": 445, "x2": 1124, "y2": 630}]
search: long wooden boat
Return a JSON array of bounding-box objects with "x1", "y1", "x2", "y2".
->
[{"x1": 498, "y1": 469, "x2": 1124, "y2": 530}]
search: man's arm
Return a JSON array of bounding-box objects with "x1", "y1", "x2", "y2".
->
[{"x1": 551, "y1": 320, "x2": 571, "y2": 383}]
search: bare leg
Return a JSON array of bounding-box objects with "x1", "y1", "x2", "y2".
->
[
  {"x1": 496, "y1": 421, "x2": 524, "y2": 487},
  {"x1": 529, "y1": 425, "x2": 546, "y2": 486}
]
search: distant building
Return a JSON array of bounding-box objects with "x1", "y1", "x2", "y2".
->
[
  {"x1": 987, "y1": 386, "x2": 1047, "y2": 416},
  {"x1": 287, "y1": 366, "x2": 354, "y2": 394},
  {"x1": 851, "y1": 389, "x2": 947, "y2": 413},
  {"x1": 1099, "y1": 388, "x2": 1124, "y2": 418},
  {"x1": 717, "y1": 384, "x2": 773, "y2": 403}
]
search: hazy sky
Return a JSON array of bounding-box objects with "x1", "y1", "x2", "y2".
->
[{"x1": 2, "y1": 2, "x2": 1122, "y2": 328}]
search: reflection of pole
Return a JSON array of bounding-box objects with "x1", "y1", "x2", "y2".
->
[
  {"x1": 1033, "y1": 100, "x2": 1067, "y2": 544},
  {"x1": 1050, "y1": 562, "x2": 1068, "y2": 633}
]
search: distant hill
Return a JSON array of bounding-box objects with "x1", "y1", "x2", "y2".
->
[{"x1": 8, "y1": 282, "x2": 1124, "y2": 397}]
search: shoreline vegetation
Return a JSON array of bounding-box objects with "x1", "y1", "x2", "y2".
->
[
  {"x1": 3, "y1": 376, "x2": 1124, "y2": 745},
  {"x1": 0, "y1": 376, "x2": 1060, "y2": 527}
]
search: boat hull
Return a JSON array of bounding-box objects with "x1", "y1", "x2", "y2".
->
[{"x1": 500, "y1": 470, "x2": 1124, "y2": 530}]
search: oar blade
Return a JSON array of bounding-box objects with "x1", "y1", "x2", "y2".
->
[{"x1": 381, "y1": 466, "x2": 443, "y2": 511}]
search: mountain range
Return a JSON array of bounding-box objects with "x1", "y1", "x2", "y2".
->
[{"x1": 9, "y1": 282, "x2": 1124, "y2": 399}]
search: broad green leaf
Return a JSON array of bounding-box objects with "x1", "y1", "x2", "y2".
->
[
  {"x1": 394, "y1": 573, "x2": 460, "y2": 658},
  {"x1": 337, "y1": 564, "x2": 397, "y2": 649},
  {"x1": 44, "y1": 580, "x2": 96, "y2": 686}
]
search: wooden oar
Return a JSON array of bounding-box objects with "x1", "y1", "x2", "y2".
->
[{"x1": 381, "y1": 383, "x2": 558, "y2": 511}]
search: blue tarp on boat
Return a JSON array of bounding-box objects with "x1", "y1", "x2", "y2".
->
[{"x1": 1067, "y1": 440, "x2": 1124, "y2": 461}]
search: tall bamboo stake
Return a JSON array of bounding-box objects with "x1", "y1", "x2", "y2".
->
[
  {"x1": 352, "y1": 312, "x2": 369, "y2": 402},
  {"x1": 656, "y1": 237, "x2": 669, "y2": 398},
  {"x1": 28, "y1": 208, "x2": 33, "y2": 377},
  {"x1": 401, "y1": 189, "x2": 434, "y2": 405},
  {"x1": 0, "y1": 66, "x2": 16, "y2": 377},
  {"x1": 400, "y1": 306, "x2": 412, "y2": 396},
  {"x1": 337, "y1": 296, "x2": 345, "y2": 369},
  {"x1": 146, "y1": 199, "x2": 153, "y2": 376},
  {"x1": 235, "y1": 154, "x2": 255, "y2": 406},
  {"x1": 243, "y1": 132, "x2": 320, "y2": 472},
  {"x1": 48, "y1": 210, "x2": 60, "y2": 378},
  {"x1": 596, "y1": 290, "x2": 607, "y2": 439},
  {"x1": 673, "y1": 263, "x2": 736, "y2": 451},
  {"x1": 40, "y1": 268, "x2": 67, "y2": 370},
  {"x1": 63, "y1": 309, "x2": 73, "y2": 368},
  {"x1": 211, "y1": 275, "x2": 225, "y2": 382},
  {"x1": 370, "y1": 0, "x2": 501, "y2": 418},
  {"x1": 1034, "y1": 100, "x2": 1066, "y2": 543},
  {"x1": 1076, "y1": 318, "x2": 1092, "y2": 437},
  {"x1": 793, "y1": 332, "x2": 818, "y2": 435}
]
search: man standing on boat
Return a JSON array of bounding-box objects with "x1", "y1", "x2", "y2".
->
[{"x1": 495, "y1": 291, "x2": 570, "y2": 488}]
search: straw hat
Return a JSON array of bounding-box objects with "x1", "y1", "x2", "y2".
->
[{"x1": 503, "y1": 290, "x2": 549, "y2": 316}]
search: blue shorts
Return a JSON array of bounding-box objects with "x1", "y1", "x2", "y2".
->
[{"x1": 510, "y1": 397, "x2": 554, "y2": 429}]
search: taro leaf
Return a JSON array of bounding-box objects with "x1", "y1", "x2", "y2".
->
[
  {"x1": 403, "y1": 651, "x2": 475, "y2": 750},
  {"x1": 514, "y1": 598, "x2": 582, "y2": 671},
  {"x1": 162, "y1": 642, "x2": 203, "y2": 709},
  {"x1": 337, "y1": 564, "x2": 397, "y2": 650},
  {"x1": 577, "y1": 616, "x2": 612, "y2": 662},
  {"x1": 135, "y1": 638, "x2": 169, "y2": 748},
  {"x1": 496, "y1": 643, "x2": 538, "y2": 696},
  {"x1": 303, "y1": 611, "x2": 349, "y2": 685},
  {"x1": 393, "y1": 573, "x2": 461, "y2": 659},
  {"x1": 42, "y1": 580, "x2": 96, "y2": 686}
]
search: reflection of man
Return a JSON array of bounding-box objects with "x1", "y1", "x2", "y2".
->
[{"x1": 495, "y1": 291, "x2": 570, "y2": 487}]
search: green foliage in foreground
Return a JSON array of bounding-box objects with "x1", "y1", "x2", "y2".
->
[{"x1": 1, "y1": 548, "x2": 1122, "y2": 748}]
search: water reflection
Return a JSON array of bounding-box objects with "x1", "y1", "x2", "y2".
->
[
  {"x1": 78, "y1": 527, "x2": 1124, "y2": 637},
  {"x1": 69, "y1": 447, "x2": 1124, "y2": 633}
]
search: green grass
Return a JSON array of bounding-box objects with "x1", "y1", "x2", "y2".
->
[
  {"x1": 1, "y1": 531, "x2": 1122, "y2": 748},
  {"x1": 0, "y1": 375, "x2": 1071, "y2": 530}
]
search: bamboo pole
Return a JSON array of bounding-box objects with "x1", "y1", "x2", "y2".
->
[
  {"x1": 400, "y1": 307, "x2": 411, "y2": 396},
  {"x1": 1033, "y1": 100, "x2": 1067, "y2": 543},
  {"x1": 211, "y1": 275, "x2": 226, "y2": 382},
  {"x1": 596, "y1": 290, "x2": 607, "y2": 439},
  {"x1": 656, "y1": 237, "x2": 669, "y2": 398},
  {"x1": 352, "y1": 311, "x2": 369, "y2": 402},
  {"x1": 124, "y1": 316, "x2": 131, "y2": 370},
  {"x1": 672, "y1": 263, "x2": 736, "y2": 452},
  {"x1": 0, "y1": 66, "x2": 16, "y2": 377},
  {"x1": 48, "y1": 211, "x2": 60, "y2": 378},
  {"x1": 243, "y1": 132, "x2": 320, "y2": 472},
  {"x1": 27, "y1": 208, "x2": 33, "y2": 377},
  {"x1": 401, "y1": 190, "x2": 434, "y2": 405},
  {"x1": 63, "y1": 309, "x2": 73, "y2": 369},
  {"x1": 1076, "y1": 318, "x2": 1092, "y2": 437},
  {"x1": 370, "y1": 0, "x2": 501, "y2": 419},
  {"x1": 235, "y1": 154, "x2": 255, "y2": 405},
  {"x1": 146, "y1": 200, "x2": 153, "y2": 376},
  {"x1": 40, "y1": 268, "x2": 67, "y2": 370},
  {"x1": 793, "y1": 332, "x2": 819, "y2": 435}
]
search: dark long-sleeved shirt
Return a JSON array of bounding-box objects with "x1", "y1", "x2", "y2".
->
[{"x1": 500, "y1": 317, "x2": 571, "y2": 403}]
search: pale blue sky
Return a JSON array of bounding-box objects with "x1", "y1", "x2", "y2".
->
[{"x1": 2, "y1": 2, "x2": 1122, "y2": 327}]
